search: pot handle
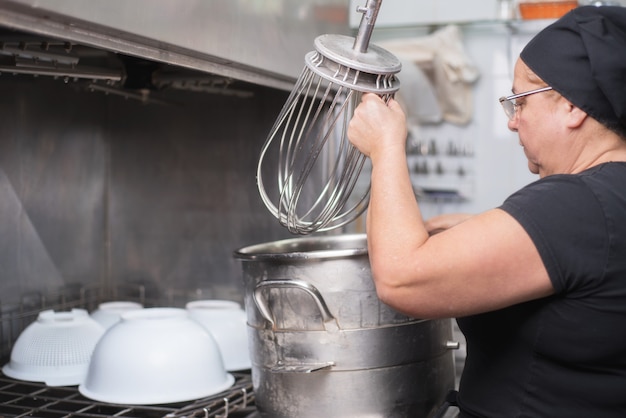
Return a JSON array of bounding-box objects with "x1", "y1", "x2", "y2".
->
[{"x1": 253, "y1": 279, "x2": 339, "y2": 331}]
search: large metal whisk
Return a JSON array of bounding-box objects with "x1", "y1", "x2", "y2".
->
[{"x1": 257, "y1": 0, "x2": 401, "y2": 234}]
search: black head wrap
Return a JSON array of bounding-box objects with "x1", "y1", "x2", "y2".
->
[{"x1": 520, "y1": 6, "x2": 626, "y2": 136}]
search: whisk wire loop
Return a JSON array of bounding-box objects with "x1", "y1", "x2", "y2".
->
[
  {"x1": 256, "y1": 1, "x2": 400, "y2": 234},
  {"x1": 282, "y1": 86, "x2": 351, "y2": 232}
]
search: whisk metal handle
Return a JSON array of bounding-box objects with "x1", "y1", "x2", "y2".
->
[{"x1": 353, "y1": 0, "x2": 383, "y2": 53}]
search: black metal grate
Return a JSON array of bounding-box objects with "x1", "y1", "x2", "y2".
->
[{"x1": 0, "y1": 372, "x2": 255, "y2": 418}]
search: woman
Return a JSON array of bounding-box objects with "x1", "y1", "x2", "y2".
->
[{"x1": 347, "y1": 6, "x2": 626, "y2": 417}]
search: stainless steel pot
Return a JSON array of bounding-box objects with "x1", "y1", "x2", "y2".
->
[{"x1": 234, "y1": 234, "x2": 456, "y2": 418}]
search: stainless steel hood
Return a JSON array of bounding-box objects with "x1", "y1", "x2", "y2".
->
[{"x1": 0, "y1": 0, "x2": 351, "y2": 92}]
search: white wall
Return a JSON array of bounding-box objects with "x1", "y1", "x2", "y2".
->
[
  {"x1": 350, "y1": 0, "x2": 626, "y2": 28},
  {"x1": 369, "y1": 22, "x2": 546, "y2": 219},
  {"x1": 349, "y1": 0, "x2": 500, "y2": 27}
]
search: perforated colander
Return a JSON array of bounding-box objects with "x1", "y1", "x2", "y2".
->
[{"x1": 2, "y1": 309, "x2": 105, "y2": 386}]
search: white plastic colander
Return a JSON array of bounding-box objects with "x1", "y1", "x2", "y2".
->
[
  {"x1": 2, "y1": 309, "x2": 105, "y2": 386},
  {"x1": 186, "y1": 300, "x2": 251, "y2": 371},
  {"x1": 79, "y1": 307, "x2": 235, "y2": 405},
  {"x1": 90, "y1": 301, "x2": 143, "y2": 329}
]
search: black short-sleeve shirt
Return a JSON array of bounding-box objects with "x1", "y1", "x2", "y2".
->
[{"x1": 456, "y1": 162, "x2": 626, "y2": 417}]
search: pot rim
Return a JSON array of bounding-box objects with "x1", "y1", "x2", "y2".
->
[{"x1": 233, "y1": 234, "x2": 367, "y2": 261}]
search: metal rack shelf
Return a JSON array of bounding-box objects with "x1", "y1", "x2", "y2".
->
[
  {"x1": 0, "y1": 285, "x2": 258, "y2": 417},
  {"x1": 0, "y1": 372, "x2": 255, "y2": 418},
  {"x1": 0, "y1": 284, "x2": 147, "y2": 361}
]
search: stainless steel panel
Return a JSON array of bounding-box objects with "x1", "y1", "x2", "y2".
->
[
  {"x1": 0, "y1": 0, "x2": 352, "y2": 91},
  {"x1": 0, "y1": 80, "x2": 108, "y2": 303},
  {"x1": 0, "y1": 77, "x2": 294, "y2": 313}
]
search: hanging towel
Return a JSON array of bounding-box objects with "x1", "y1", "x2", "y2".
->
[
  {"x1": 396, "y1": 57, "x2": 443, "y2": 125},
  {"x1": 378, "y1": 25, "x2": 480, "y2": 125}
]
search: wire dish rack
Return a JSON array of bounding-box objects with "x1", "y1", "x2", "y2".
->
[
  {"x1": 0, "y1": 284, "x2": 258, "y2": 417},
  {"x1": 0, "y1": 371, "x2": 255, "y2": 418}
]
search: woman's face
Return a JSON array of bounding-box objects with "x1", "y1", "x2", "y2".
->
[{"x1": 507, "y1": 59, "x2": 566, "y2": 177}]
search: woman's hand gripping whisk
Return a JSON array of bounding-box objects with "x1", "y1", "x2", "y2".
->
[{"x1": 348, "y1": 93, "x2": 408, "y2": 162}]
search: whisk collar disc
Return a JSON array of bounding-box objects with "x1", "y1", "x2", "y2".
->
[{"x1": 305, "y1": 34, "x2": 401, "y2": 94}]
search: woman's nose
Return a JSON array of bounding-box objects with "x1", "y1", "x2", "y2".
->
[{"x1": 507, "y1": 117, "x2": 518, "y2": 132}]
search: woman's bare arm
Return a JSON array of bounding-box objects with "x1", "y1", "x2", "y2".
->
[{"x1": 348, "y1": 94, "x2": 554, "y2": 319}]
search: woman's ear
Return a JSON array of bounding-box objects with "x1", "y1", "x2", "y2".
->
[{"x1": 564, "y1": 100, "x2": 587, "y2": 129}]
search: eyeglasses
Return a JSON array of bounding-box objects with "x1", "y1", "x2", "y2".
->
[{"x1": 498, "y1": 86, "x2": 553, "y2": 120}]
